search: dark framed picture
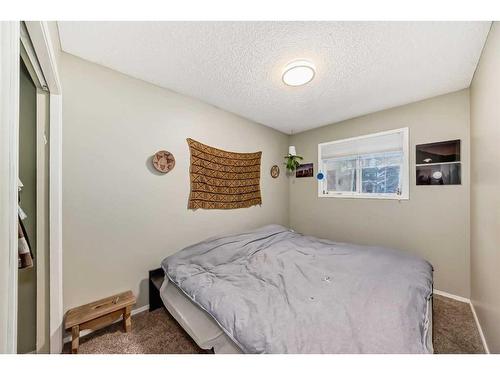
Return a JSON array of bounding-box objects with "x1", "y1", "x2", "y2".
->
[
  {"x1": 296, "y1": 163, "x2": 314, "y2": 178},
  {"x1": 416, "y1": 163, "x2": 461, "y2": 185},
  {"x1": 416, "y1": 140, "x2": 461, "y2": 185},
  {"x1": 416, "y1": 140, "x2": 460, "y2": 164}
]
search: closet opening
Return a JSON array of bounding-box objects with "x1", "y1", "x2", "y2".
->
[{"x1": 18, "y1": 21, "x2": 50, "y2": 354}]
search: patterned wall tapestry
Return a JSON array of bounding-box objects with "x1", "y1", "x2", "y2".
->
[{"x1": 187, "y1": 138, "x2": 262, "y2": 209}]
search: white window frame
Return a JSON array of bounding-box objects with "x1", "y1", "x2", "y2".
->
[{"x1": 317, "y1": 127, "x2": 409, "y2": 200}]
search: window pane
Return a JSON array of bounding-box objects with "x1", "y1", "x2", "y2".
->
[
  {"x1": 325, "y1": 158, "x2": 357, "y2": 192},
  {"x1": 360, "y1": 152, "x2": 402, "y2": 194}
]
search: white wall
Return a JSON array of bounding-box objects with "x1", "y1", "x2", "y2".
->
[
  {"x1": 470, "y1": 21, "x2": 500, "y2": 353},
  {"x1": 60, "y1": 52, "x2": 289, "y2": 310},
  {"x1": 289, "y1": 90, "x2": 471, "y2": 298}
]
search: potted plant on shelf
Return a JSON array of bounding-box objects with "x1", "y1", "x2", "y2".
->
[{"x1": 284, "y1": 146, "x2": 303, "y2": 173}]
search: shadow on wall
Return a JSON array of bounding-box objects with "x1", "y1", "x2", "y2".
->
[{"x1": 138, "y1": 277, "x2": 149, "y2": 308}]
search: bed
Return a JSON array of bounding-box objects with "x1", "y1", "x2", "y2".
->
[{"x1": 160, "y1": 225, "x2": 433, "y2": 354}]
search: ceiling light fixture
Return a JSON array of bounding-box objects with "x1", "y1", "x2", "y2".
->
[{"x1": 282, "y1": 60, "x2": 315, "y2": 87}]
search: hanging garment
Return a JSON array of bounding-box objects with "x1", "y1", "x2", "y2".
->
[
  {"x1": 18, "y1": 205, "x2": 27, "y2": 220},
  {"x1": 17, "y1": 178, "x2": 33, "y2": 269},
  {"x1": 18, "y1": 217, "x2": 33, "y2": 269}
]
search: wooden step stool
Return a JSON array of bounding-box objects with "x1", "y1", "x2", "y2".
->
[{"x1": 64, "y1": 290, "x2": 136, "y2": 353}]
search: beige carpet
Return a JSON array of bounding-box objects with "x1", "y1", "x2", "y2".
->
[
  {"x1": 64, "y1": 294, "x2": 485, "y2": 354},
  {"x1": 433, "y1": 294, "x2": 484, "y2": 354},
  {"x1": 64, "y1": 308, "x2": 207, "y2": 354}
]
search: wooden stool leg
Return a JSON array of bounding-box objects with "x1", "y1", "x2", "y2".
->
[
  {"x1": 123, "y1": 306, "x2": 131, "y2": 333},
  {"x1": 71, "y1": 325, "x2": 80, "y2": 354}
]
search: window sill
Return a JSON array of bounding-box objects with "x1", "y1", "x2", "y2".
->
[{"x1": 318, "y1": 193, "x2": 409, "y2": 200}]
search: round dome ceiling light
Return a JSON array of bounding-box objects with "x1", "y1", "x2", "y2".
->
[{"x1": 282, "y1": 60, "x2": 315, "y2": 87}]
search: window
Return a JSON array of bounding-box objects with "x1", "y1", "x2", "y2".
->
[{"x1": 318, "y1": 128, "x2": 409, "y2": 199}]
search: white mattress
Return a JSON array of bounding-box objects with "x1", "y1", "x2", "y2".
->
[
  {"x1": 160, "y1": 276, "x2": 433, "y2": 354},
  {"x1": 160, "y1": 277, "x2": 242, "y2": 353}
]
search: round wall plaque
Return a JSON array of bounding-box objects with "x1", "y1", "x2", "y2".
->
[
  {"x1": 152, "y1": 150, "x2": 175, "y2": 173},
  {"x1": 270, "y1": 165, "x2": 280, "y2": 178}
]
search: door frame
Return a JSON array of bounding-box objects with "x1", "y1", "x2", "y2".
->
[
  {"x1": 0, "y1": 21, "x2": 21, "y2": 354},
  {"x1": 24, "y1": 21, "x2": 63, "y2": 354},
  {"x1": 21, "y1": 21, "x2": 51, "y2": 354},
  {"x1": 0, "y1": 21, "x2": 63, "y2": 354}
]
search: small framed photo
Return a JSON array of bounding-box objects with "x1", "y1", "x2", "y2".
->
[
  {"x1": 416, "y1": 163, "x2": 461, "y2": 185},
  {"x1": 296, "y1": 163, "x2": 314, "y2": 178},
  {"x1": 416, "y1": 140, "x2": 460, "y2": 164},
  {"x1": 416, "y1": 139, "x2": 461, "y2": 185}
]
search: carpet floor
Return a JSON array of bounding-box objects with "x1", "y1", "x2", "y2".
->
[{"x1": 63, "y1": 294, "x2": 485, "y2": 354}]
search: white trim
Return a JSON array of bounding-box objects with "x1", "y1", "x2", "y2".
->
[
  {"x1": 62, "y1": 304, "x2": 150, "y2": 344},
  {"x1": 24, "y1": 21, "x2": 64, "y2": 354},
  {"x1": 433, "y1": 289, "x2": 470, "y2": 303},
  {"x1": 49, "y1": 94, "x2": 63, "y2": 354},
  {"x1": 318, "y1": 127, "x2": 408, "y2": 148},
  {"x1": 317, "y1": 127, "x2": 409, "y2": 200},
  {"x1": 24, "y1": 22, "x2": 61, "y2": 94},
  {"x1": 470, "y1": 302, "x2": 490, "y2": 354},
  {"x1": 433, "y1": 289, "x2": 490, "y2": 354},
  {"x1": 131, "y1": 304, "x2": 150, "y2": 315},
  {"x1": 35, "y1": 89, "x2": 50, "y2": 353},
  {"x1": 20, "y1": 22, "x2": 48, "y2": 91},
  {"x1": 317, "y1": 192, "x2": 409, "y2": 200},
  {"x1": 0, "y1": 21, "x2": 20, "y2": 354}
]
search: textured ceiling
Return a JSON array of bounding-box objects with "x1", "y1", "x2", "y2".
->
[{"x1": 58, "y1": 21, "x2": 490, "y2": 134}]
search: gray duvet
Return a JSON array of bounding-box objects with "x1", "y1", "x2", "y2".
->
[{"x1": 162, "y1": 225, "x2": 433, "y2": 354}]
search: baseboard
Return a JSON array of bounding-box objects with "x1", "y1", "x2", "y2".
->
[
  {"x1": 433, "y1": 289, "x2": 470, "y2": 303},
  {"x1": 469, "y1": 302, "x2": 490, "y2": 354},
  {"x1": 62, "y1": 304, "x2": 150, "y2": 344},
  {"x1": 130, "y1": 304, "x2": 150, "y2": 316},
  {"x1": 433, "y1": 288, "x2": 490, "y2": 354}
]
